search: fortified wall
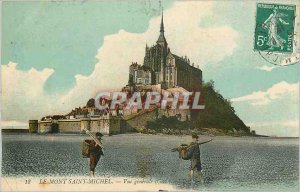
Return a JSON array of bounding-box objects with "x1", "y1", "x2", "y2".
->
[
  {"x1": 30, "y1": 116, "x2": 135, "y2": 135},
  {"x1": 29, "y1": 108, "x2": 190, "y2": 135}
]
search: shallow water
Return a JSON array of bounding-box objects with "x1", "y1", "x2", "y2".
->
[{"x1": 2, "y1": 133, "x2": 299, "y2": 191}]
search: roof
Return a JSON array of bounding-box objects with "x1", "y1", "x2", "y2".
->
[
  {"x1": 157, "y1": 33, "x2": 167, "y2": 44},
  {"x1": 167, "y1": 87, "x2": 188, "y2": 94},
  {"x1": 172, "y1": 54, "x2": 188, "y2": 66},
  {"x1": 130, "y1": 62, "x2": 140, "y2": 67},
  {"x1": 172, "y1": 54, "x2": 202, "y2": 71},
  {"x1": 161, "y1": 87, "x2": 189, "y2": 102}
]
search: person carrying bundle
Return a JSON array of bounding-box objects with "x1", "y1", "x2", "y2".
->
[
  {"x1": 172, "y1": 133, "x2": 212, "y2": 180},
  {"x1": 83, "y1": 132, "x2": 104, "y2": 177}
]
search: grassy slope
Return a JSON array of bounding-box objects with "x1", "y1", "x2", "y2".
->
[
  {"x1": 146, "y1": 81, "x2": 250, "y2": 134},
  {"x1": 194, "y1": 81, "x2": 250, "y2": 133}
]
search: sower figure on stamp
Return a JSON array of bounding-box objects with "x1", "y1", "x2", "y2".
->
[
  {"x1": 186, "y1": 133, "x2": 212, "y2": 180},
  {"x1": 84, "y1": 132, "x2": 104, "y2": 177},
  {"x1": 262, "y1": 7, "x2": 289, "y2": 50}
]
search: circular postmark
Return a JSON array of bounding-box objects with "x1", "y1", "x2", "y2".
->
[
  {"x1": 258, "y1": 30, "x2": 300, "y2": 66},
  {"x1": 258, "y1": 51, "x2": 300, "y2": 66}
]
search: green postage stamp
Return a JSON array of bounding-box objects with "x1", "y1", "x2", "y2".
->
[{"x1": 254, "y1": 3, "x2": 296, "y2": 53}]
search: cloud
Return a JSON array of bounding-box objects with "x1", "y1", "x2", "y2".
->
[
  {"x1": 231, "y1": 81, "x2": 299, "y2": 137},
  {"x1": 1, "y1": 62, "x2": 68, "y2": 122},
  {"x1": 256, "y1": 65, "x2": 277, "y2": 72},
  {"x1": 247, "y1": 120, "x2": 299, "y2": 137},
  {"x1": 2, "y1": 62, "x2": 54, "y2": 98},
  {"x1": 231, "y1": 81, "x2": 299, "y2": 105}
]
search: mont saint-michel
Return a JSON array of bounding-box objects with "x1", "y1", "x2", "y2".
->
[
  {"x1": 2, "y1": 1, "x2": 299, "y2": 192},
  {"x1": 28, "y1": 12, "x2": 250, "y2": 136}
]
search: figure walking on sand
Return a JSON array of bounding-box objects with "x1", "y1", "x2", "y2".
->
[
  {"x1": 187, "y1": 134, "x2": 212, "y2": 180},
  {"x1": 172, "y1": 133, "x2": 212, "y2": 181},
  {"x1": 262, "y1": 7, "x2": 289, "y2": 50},
  {"x1": 84, "y1": 132, "x2": 104, "y2": 177}
]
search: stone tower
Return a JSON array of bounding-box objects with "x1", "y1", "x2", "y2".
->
[
  {"x1": 156, "y1": 11, "x2": 168, "y2": 48},
  {"x1": 156, "y1": 11, "x2": 168, "y2": 88},
  {"x1": 143, "y1": 11, "x2": 169, "y2": 86},
  {"x1": 131, "y1": 9, "x2": 202, "y2": 91}
]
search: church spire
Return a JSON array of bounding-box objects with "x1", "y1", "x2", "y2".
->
[
  {"x1": 160, "y1": 10, "x2": 164, "y2": 33},
  {"x1": 157, "y1": 9, "x2": 167, "y2": 46}
]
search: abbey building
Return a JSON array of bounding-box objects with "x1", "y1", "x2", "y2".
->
[{"x1": 128, "y1": 12, "x2": 202, "y2": 91}]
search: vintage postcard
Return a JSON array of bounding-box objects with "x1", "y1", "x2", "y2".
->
[{"x1": 1, "y1": 0, "x2": 299, "y2": 191}]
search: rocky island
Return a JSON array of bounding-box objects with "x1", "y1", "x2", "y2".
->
[{"x1": 26, "y1": 12, "x2": 253, "y2": 137}]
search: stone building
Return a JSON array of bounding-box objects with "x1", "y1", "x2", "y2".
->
[
  {"x1": 128, "y1": 62, "x2": 152, "y2": 85},
  {"x1": 128, "y1": 11, "x2": 202, "y2": 91}
]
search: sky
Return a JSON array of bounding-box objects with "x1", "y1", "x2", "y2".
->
[{"x1": 1, "y1": 0, "x2": 299, "y2": 137}]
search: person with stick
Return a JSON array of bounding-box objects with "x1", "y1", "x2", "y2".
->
[
  {"x1": 171, "y1": 133, "x2": 212, "y2": 181},
  {"x1": 85, "y1": 132, "x2": 104, "y2": 177},
  {"x1": 187, "y1": 133, "x2": 212, "y2": 180}
]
